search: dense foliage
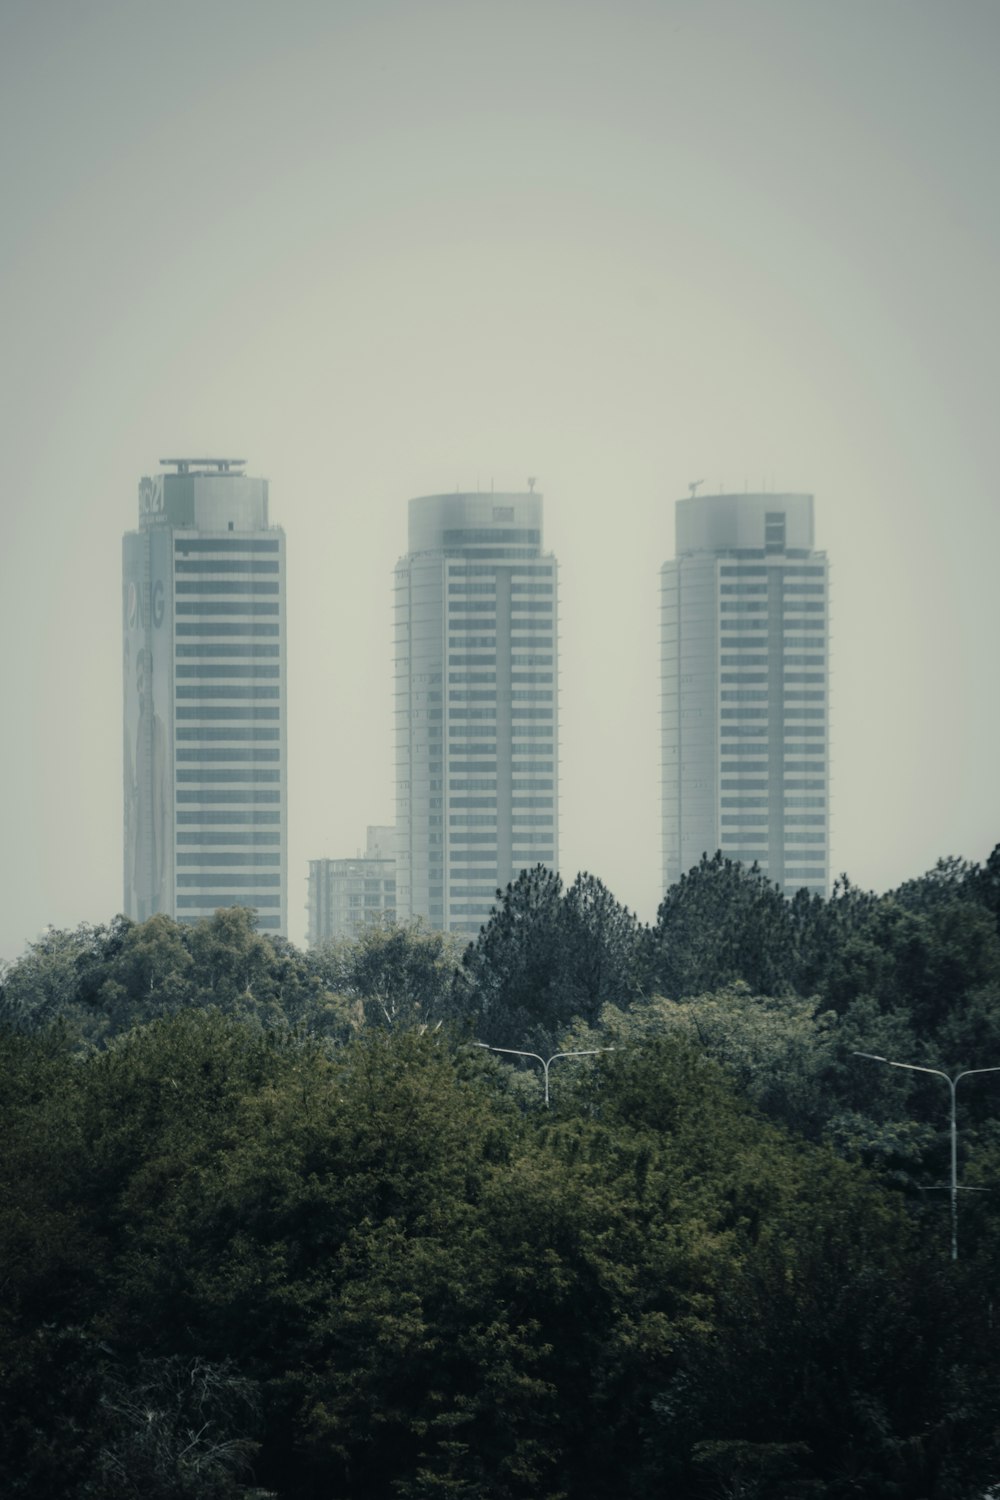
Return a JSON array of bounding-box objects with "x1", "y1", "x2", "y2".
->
[{"x1": 2, "y1": 846, "x2": 1000, "y2": 1497}]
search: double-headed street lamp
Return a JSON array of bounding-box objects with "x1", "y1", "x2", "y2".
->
[
  {"x1": 474, "y1": 1043, "x2": 614, "y2": 1107},
  {"x1": 853, "y1": 1051, "x2": 1000, "y2": 1261}
]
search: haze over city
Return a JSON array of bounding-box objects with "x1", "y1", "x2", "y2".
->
[{"x1": 2, "y1": 0, "x2": 999, "y2": 957}]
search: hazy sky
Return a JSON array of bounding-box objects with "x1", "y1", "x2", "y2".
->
[{"x1": 2, "y1": 0, "x2": 999, "y2": 958}]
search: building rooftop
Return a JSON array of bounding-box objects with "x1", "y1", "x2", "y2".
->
[{"x1": 158, "y1": 458, "x2": 246, "y2": 475}]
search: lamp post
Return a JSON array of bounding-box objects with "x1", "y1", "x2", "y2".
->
[
  {"x1": 853, "y1": 1051, "x2": 1000, "y2": 1261},
  {"x1": 474, "y1": 1042, "x2": 614, "y2": 1107}
]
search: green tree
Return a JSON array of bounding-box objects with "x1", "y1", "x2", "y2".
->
[
  {"x1": 578, "y1": 984, "x2": 837, "y2": 1138},
  {"x1": 311, "y1": 919, "x2": 464, "y2": 1033},
  {"x1": 645, "y1": 854, "x2": 797, "y2": 1000},
  {"x1": 459, "y1": 867, "x2": 643, "y2": 1050}
]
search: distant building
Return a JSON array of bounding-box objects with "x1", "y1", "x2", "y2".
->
[
  {"x1": 307, "y1": 827, "x2": 397, "y2": 946},
  {"x1": 661, "y1": 491, "x2": 829, "y2": 898},
  {"x1": 394, "y1": 490, "x2": 559, "y2": 935},
  {"x1": 122, "y1": 459, "x2": 287, "y2": 932}
]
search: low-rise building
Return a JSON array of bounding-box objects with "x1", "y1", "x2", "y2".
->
[{"x1": 307, "y1": 826, "x2": 396, "y2": 945}]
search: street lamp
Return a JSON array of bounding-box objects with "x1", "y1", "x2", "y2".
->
[
  {"x1": 853, "y1": 1051, "x2": 1000, "y2": 1260},
  {"x1": 474, "y1": 1042, "x2": 614, "y2": 1107}
]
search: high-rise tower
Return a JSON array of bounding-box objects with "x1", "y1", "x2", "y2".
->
[
  {"x1": 122, "y1": 459, "x2": 287, "y2": 932},
  {"x1": 661, "y1": 491, "x2": 829, "y2": 897},
  {"x1": 394, "y1": 490, "x2": 558, "y2": 935}
]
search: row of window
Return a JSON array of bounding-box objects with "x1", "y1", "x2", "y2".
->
[
  {"x1": 721, "y1": 707, "x2": 826, "y2": 718},
  {"x1": 176, "y1": 790, "x2": 281, "y2": 804},
  {"x1": 176, "y1": 728, "x2": 279, "y2": 741},
  {"x1": 720, "y1": 689, "x2": 825, "y2": 701},
  {"x1": 721, "y1": 814, "x2": 827, "y2": 826},
  {"x1": 175, "y1": 683, "x2": 281, "y2": 700},
  {"x1": 175, "y1": 581, "x2": 279, "y2": 597},
  {"x1": 719, "y1": 565, "x2": 823, "y2": 577},
  {"x1": 175, "y1": 538, "x2": 279, "y2": 553},
  {"x1": 719, "y1": 724, "x2": 827, "y2": 737},
  {"x1": 447, "y1": 792, "x2": 552, "y2": 806},
  {"x1": 176, "y1": 707, "x2": 280, "y2": 721},
  {"x1": 176, "y1": 748, "x2": 280, "y2": 763},
  {"x1": 450, "y1": 707, "x2": 553, "y2": 719},
  {"x1": 448, "y1": 603, "x2": 554, "y2": 618},
  {"x1": 177, "y1": 853, "x2": 281, "y2": 866},
  {"x1": 449, "y1": 689, "x2": 552, "y2": 701},
  {"x1": 175, "y1": 664, "x2": 280, "y2": 679},
  {"x1": 177, "y1": 896, "x2": 281, "y2": 909},
  {"x1": 449, "y1": 858, "x2": 553, "y2": 874},
  {"x1": 718, "y1": 755, "x2": 822, "y2": 768},
  {"x1": 719, "y1": 621, "x2": 824, "y2": 635},
  {"x1": 178, "y1": 832, "x2": 280, "y2": 844},
  {"x1": 176, "y1": 763, "x2": 280, "y2": 779},
  {"x1": 177, "y1": 809, "x2": 281, "y2": 823},
  {"x1": 175, "y1": 622, "x2": 279, "y2": 637},
  {"x1": 176, "y1": 644, "x2": 280, "y2": 658},
  {"x1": 446, "y1": 562, "x2": 552, "y2": 577},
  {"x1": 176, "y1": 602, "x2": 279, "y2": 616},
  {"x1": 449, "y1": 735, "x2": 556, "y2": 749},
  {"x1": 442, "y1": 528, "x2": 540, "y2": 546},
  {"x1": 175, "y1": 559, "x2": 279, "y2": 576}
]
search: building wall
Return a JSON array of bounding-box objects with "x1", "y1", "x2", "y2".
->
[
  {"x1": 307, "y1": 857, "x2": 396, "y2": 946},
  {"x1": 395, "y1": 492, "x2": 558, "y2": 936},
  {"x1": 307, "y1": 828, "x2": 397, "y2": 946},
  {"x1": 661, "y1": 493, "x2": 829, "y2": 898},
  {"x1": 123, "y1": 464, "x2": 288, "y2": 933}
]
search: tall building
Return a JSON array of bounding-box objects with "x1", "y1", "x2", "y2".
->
[
  {"x1": 307, "y1": 826, "x2": 396, "y2": 946},
  {"x1": 661, "y1": 491, "x2": 829, "y2": 898},
  {"x1": 394, "y1": 490, "x2": 558, "y2": 936},
  {"x1": 122, "y1": 458, "x2": 287, "y2": 932}
]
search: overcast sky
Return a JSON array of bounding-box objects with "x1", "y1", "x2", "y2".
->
[{"x1": 2, "y1": 0, "x2": 998, "y2": 958}]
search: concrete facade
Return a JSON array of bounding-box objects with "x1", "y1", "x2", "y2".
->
[
  {"x1": 122, "y1": 459, "x2": 287, "y2": 932},
  {"x1": 307, "y1": 827, "x2": 397, "y2": 946},
  {"x1": 394, "y1": 491, "x2": 558, "y2": 935},
  {"x1": 661, "y1": 492, "x2": 829, "y2": 898}
]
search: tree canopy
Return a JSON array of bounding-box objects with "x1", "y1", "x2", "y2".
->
[{"x1": 3, "y1": 841, "x2": 1000, "y2": 1496}]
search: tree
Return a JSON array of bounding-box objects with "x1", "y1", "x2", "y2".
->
[
  {"x1": 459, "y1": 867, "x2": 643, "y2": 1050},
  {"x1": 0, "y1": 918, "x2": 132, "y2": 1037},
  {"x1": 644, "y1": 854, "x2": 797, "y2": 1000},
  {"x1": 580, "y1": 984, "x2": 837, "y2": 1138},
  {"x1": 87, "y1": 1356, "x2": 261, "y2": 1500},
  {"x1": 311, "y1": 919, "x2": 464, "y2": 1033}
]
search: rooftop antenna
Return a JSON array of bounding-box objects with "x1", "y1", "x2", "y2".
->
[
  {"x1": 527, "y1": 476, "x2": 536, "y2": 493},
  {"x1": 688, "y1": 479, "x2": 704, "y2": 498}
]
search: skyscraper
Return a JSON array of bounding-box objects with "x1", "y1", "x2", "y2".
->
[
  {"x1": 122, "y1": 459, "x2": 287, "y2": 932},
  {"x1": 394, "y1": 490, "x2": 558, "y2": 935},
  {"x1": 661, "y1": 491, "x2": 829, "y2": 897}
]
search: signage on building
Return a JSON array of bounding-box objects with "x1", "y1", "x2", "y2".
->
[{"x1": 138, "y1": 475, "x2": 164, "y2": 524}]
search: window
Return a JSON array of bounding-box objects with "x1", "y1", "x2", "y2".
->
[
  {"x1": 765, "y1": 513, "x2": 786, "y2": 551},
  {"x1": 443, "y1": 528, "x2": 539, "y2": 546}
]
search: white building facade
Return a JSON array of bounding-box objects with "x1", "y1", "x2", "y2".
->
[
  {"x1": 394, "y1": 491, "x2": 558, "y2": 936},
  {"x1": 661, "y1": 492, "x2": 829, "y2": 898},
  {"x1": 307, "y1": 827, "x2": 397, "y2": 946},
  {"x1": 122, "y1": 459, "x2": 287, "y2": 933}
]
